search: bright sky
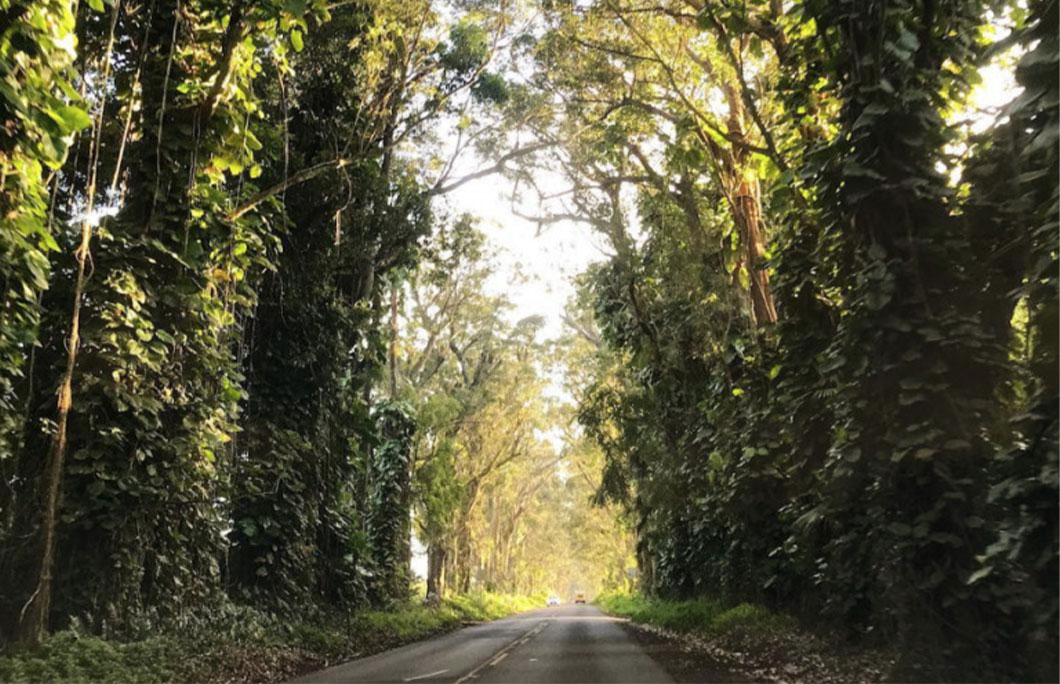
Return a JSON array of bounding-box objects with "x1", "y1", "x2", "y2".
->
[{"x1": 436, "y1": 155, "x2": 608, "y2": 340}]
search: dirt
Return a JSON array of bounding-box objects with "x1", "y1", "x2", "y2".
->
[
  {"x1": 619, "y1": 620, "x2": 897, "y2": 684},
  {"x1": 620, "y1": 621, "x2": 752, "y2": 683}
]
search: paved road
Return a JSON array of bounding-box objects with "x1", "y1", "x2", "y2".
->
[{"x1": 293, "y1": 604, "x2": 674, "y2": 684}]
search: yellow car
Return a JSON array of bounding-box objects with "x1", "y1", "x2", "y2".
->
[{"x1": 574, "y1": 592, "x2": 586, "y2": 604}]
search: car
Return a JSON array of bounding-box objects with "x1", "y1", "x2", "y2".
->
[
  {"x1": 547, "y1": 595, "x2": 560, "y2": 606},
  {"x1": 574, "y1": 591, "x2": 586, "y2": 604}
]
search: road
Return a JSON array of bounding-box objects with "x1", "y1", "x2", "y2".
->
[{"x1": 293, "y1": 604, "x2": 674, "y2": 684}]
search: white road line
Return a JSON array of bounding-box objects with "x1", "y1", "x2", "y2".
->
[
  {"x1": 455, "y1": 620, "x2": 549, "y2": 684},
  {"x1": 402, "y1": 669, "x2": 449, "y2": 682}
]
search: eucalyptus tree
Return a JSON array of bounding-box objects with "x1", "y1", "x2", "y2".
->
[
  {"x1": 0, "y1": 0, "x2": 524, "y2": 643},
  {"x1": 536, "y1": 0, "x2": 1057, "y2": 678},
  {"x1": 390, "y1": 219, "x2": 565, "y2": 596},
  {"x1": 226, "y1": 0, "x2": 514, "y2": 610}
]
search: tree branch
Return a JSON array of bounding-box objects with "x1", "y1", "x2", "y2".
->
[{"x1": 227, "y1": 157, "x2": 354, "y2": 221}]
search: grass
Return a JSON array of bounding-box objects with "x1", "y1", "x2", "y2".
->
[
  {"x1": 595, "y1": 592, "x2": 794, "y2": 637},
  {"x1": 0, "y1": 591, "x2": 543, "y2": 683}
]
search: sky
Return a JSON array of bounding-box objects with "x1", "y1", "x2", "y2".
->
[{"x1": 436, "y1": 156, "x2": 608, "y2": 341}]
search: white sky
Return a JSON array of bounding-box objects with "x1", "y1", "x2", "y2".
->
[{"x1": 435, "y1": 155, "x2": 608, "y2": 340}]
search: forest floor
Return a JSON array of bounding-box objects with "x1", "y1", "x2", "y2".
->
[
  {"x1": 597, "y1": 593, "x2": 897, "y2": 683},
  {"x1": 0, "y1": 592, "x2": 542, "y2": 683}
]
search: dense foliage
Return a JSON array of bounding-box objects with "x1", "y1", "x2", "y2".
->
[
  {"x1": 487, "y1": 0, "x2": 1057, "y2": 679},
  {"x1": 0, "y1": 0, "x2": 546, "y2": 648},
  {"x1": 0, "y1": 0, "x2": 1054, "y2": 681}
]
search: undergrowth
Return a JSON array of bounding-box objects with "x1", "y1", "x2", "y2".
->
[
  {"x1": 0, "y1": 592, "x2": 542, "y2": 683},
  {"x1": 596, "y1": 592, "x2": 897, "y2": 682},
  {"x1": 595, "y1": 592, "x2": 793, "y2": 637}
]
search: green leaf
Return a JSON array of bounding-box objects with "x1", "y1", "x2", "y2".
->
[
  {"x1": 59, "y1": 105, "x2": 93, "y2": 132},
  {"x1": 291, "y1": 30, "x2": 304, "y2": 52}
]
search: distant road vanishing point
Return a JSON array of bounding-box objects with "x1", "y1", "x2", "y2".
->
[{"x1": 293, "y1": 604, "x2": 674, "y2": 684}]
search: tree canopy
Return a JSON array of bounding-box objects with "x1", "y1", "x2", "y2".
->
[{"x1": 0, "y1": 0, "x2": 1055, "y2": 680}]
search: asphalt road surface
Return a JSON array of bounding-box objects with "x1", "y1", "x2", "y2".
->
[{"x1": 293, "y1": 603, "x2": 674, "y2": 684}]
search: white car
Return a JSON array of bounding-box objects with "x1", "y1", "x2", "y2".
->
[{"x1": 546, "y1": 595, "x2": 561, "y2": 606}]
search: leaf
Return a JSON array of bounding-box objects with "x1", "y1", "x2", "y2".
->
[
  {"x1": 967, "y1": 566, "x2": 993, "y2": 585},
  {"x1": 291, "y1": 30, "x2": 304, "y2": 52},
  {"x1": 58, "y1": 105, "x2": 93, "y2": 132}
]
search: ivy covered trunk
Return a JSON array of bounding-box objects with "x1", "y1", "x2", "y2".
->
[
  {"x1": 4, "y1": 0, "x2": 293, "y2": 636},
  {"x1": 799, "y1": 0, "x2": 1012, "y2": 671},
  {"x1": 367, "y1": 401, "x2": 415, "y2": 603}
]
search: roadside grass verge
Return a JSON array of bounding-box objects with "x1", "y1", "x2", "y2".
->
[
  {"x1": 0, "y1": 591, "x2": 543, "y2": 684},
  {"x1": 595, "y1": 592, "x2": 793, "y2": 638},
  {"x1": 596, "y1": 592, "x2": 896, "y2": 683}
]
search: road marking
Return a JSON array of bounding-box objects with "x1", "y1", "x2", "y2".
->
[
  {"x1": 403, "y1": 670, "x2": 449, "y2": 682},
  {"x1": 455, "y1": 620, "x2": 548, "y2": 684}
]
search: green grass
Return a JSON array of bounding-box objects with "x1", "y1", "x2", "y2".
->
[
  {"x1": 0, "y1": 591, "x2": 542, "y2": 683},
  {"x1": 445, "y1": 591, "x2": 545, "y2": 620},
  {"x1": 595, "y1": 592, "x2": 794, "y2": 637}
]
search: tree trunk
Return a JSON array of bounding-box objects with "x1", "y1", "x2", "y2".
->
[
  {"x1": 17, "y1": 0, "x2": 123, "y2": 641},
  {"x1": 426, "y1": 543, "x2": 446, "y2": 598},
  {"x1": 18, "y1": 221, "x2": 91, "y2": 645},
  {"x1": 389, "y1": 285, "x2": 399, "y2": 397},
  {"x1": 723, "y1": 82, "x2": 777, "y2": 327},
  {"x1": 733, "y1": 175, "x2": 778, "y2": 325}
]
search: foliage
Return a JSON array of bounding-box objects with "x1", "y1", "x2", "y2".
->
[
  {"x1": 0, "y1": 591, "x2": 540, "y2": 683},
  {"x1": 0, "y1": 0, "x2": 86, "y2": 469},
  {"x1": 595, "y1": 592, "x2": 793, "y2": 637},
  {"x1": 0, "y1": 0, "x2": 523, "y2": 646},
  {"x1": 506, "y1": 0, "x2": 1060, "y2": 679}
]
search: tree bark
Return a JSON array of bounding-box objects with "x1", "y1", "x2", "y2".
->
[
  {"x1": 426, "y1": 543, "x2": 446, "y2": 598},
  {"x1": 723, "y1": 82, "x2": 777, "y2": 327},
  {"x1": 733, "y1": 175, "x2": 777, "y2": 325}
]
